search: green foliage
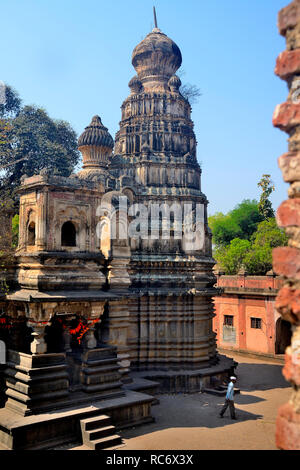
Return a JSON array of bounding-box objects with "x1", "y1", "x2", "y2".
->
[
  {"x1": 208, "y1": 200, "x2": 263, "y2": 247},
  {"x1": 0, "y1": 86, "x2": 80, "y2": 209},
  {"x1": 230, "y1": 200, "x2": 263, "y2": 240},
  {"x1": 210, "y1": 174, "x2": 284, "y2": 275},
  {"x1": 12, "y1": 214, "x2": 19, "y2": 248},
  {"x1": 250, "y1": 218, "x2": 288, "y2": 248},
  {"x1": 208, "y1": 212, "x2": 242, "y2": 246},
  {"x1": 0, "y1": 85, "x2": 21, "y2": 119},
  {"x1": 214, "y1": 218, "x2": 288, "y2": 275},
  {"x1": 258, "y1": 174, "x2": 275, "y2": 219},
  {"x1": 215, "y1": 238, "x2": 251, "y2": 275}
]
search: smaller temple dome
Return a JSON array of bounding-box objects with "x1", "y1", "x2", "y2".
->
[
  {"x1": 78, "y1": 115, "x2": 114, "y2": 149},
  {"x1": 128, "y1": 75, "x2": 142, "y2": 94},
  {"x1": 77, "y1": 115, "x2": 114, "y2": 183},
  {"x1": 168, "y1": 75, "x2": 181, "y2": 92}
]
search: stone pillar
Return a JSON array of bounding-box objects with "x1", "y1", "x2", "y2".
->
[
  {"x1": 27, "y1": 320, "x2": 48, "y2": 355},
  {"x1": 36, "y1": 191, "x2": 47, "y2": 250},
  {"x1": 106, "y1": 299, "x2": 131, "y2": 383},
  {"x1": 107, "y1": 242, "x2": 131, "y2": 290},
  {"x1": 85, "y1": 319, "x2": 97, "y2": 349},
  {"x1": 272, "y1": 0, "x2": 300, "y2": 450}
]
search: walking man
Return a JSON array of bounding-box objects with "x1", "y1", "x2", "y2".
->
[{"x1": 219, "y1": 376, "x2": 237, "y2": 420}]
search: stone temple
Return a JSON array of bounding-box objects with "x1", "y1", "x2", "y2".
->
[{"x1": 0, "y1": 20, "x2": 235, "y2": 450}]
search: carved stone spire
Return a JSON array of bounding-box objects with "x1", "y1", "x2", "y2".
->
[
  {"x1": 131, "y1": 26, "x2": 182, "y2": 93},
  {"x1": 77, "y1": 115, "x2": 113, "y2": 182}
]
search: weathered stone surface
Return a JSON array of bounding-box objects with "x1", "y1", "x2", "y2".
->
[
  {"x1": 276, "y1": 286, "x2": 300, "y2": 323},
  {"x1": 273, "y1": 246, "x2": 300, "y2": 278},
  {"x1": 273, "y1": 102, "x2": 300, "y2": 131},
  {"x1": 278, "y1": 0, "x2": 300, "y2": 36},
  {"x1": 282, "y1": 349, "x2": 300, "y2": 385},
  {"x1": 274, "y1": 0, "x2": 300, "y2": 451},
  {"x1": 278, "y1": 152, "x2": 300, "y2": 182},
  {"x1": 276, "y1": 198, "x2": 300, "y2": 227},
  {"x1": 276, "y1": 403, "x2": 300, "y2": 450},
  {"x1": 275, "y1": 49, "x2": 300, "y2": 79}
]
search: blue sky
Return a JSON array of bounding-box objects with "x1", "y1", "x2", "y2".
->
[{"x1": 1, "y1": 0, "x2": 290, "y2": 215}]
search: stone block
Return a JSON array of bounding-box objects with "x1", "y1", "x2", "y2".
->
[
  {"x1": 277, "y1": 198, "x2": 300, "y2": 227},
  {"x1": 275, "y1": 49, "x2": 300, "y2": 79},
  {"x1": 276, "y1": 286, "x2": 300, "y2": 323},
  {"x1": 278, "y1": 0, "x2": 300, "y2": 36},
  {"x1": 276, "y1": 402, "x2": 300, "y2": 450},
  {"x1": 273, "y1": 102, "x2": 300, "y2": 131},
  {"x1": 278, "y1": 152, "x2": 300, "y2": 183},
  {"x1": 273, "y1": 246, "x2": 300, "y2": 279},
  {"x1": 282, "y1": 348, "x2": 300, "y2": 386}
]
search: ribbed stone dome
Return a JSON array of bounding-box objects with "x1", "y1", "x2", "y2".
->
[
  {"x1": 168, "y1": 75, "x2": 181, "y2": 91},
  {"x1": 132, "y1": 28, "x2": 182, "y2": 82},
  {"x1": 128, "y1": 75, "x2": 142, "y2": 93},
  {"x1": 78, "y1": 115, "x2": 114, "y2": 149}
]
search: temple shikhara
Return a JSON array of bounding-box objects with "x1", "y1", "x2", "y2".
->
[{"x1": 0, "y1": 16, "x2": 235, "y2": 450}]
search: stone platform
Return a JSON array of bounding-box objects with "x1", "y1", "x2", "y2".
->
[
  {"x1": 131, "y1": 355, "x2": 237, "y2": 393},
  {"x1": 0, "y1": 390, "x2": 154, "y2": 450}
]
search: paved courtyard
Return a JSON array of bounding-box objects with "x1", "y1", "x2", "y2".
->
[{"x1": 117, "y1": 353, "x2": 291, "y2": 451}]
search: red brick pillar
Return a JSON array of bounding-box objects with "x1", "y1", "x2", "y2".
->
[{"x1": 273, "y1": 0, "x2": 300, "y2": 450}]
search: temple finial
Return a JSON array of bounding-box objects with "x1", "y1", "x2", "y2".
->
[{"x1": 153, "y1": 6, "x2": 158, "y2": 29}]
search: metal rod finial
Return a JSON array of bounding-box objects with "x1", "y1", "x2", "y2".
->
[{"x1": 153, "y1": 6, "x2": 158, "y2": 29}]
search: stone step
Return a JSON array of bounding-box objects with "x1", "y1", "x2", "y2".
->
[
  {"x1": 81, "y1": 364, "x2": 120, "y2": 375},
  {"x1": 85, "y1": 425, "x2": 116, "y2": 441},
  {"x1": 202, "y1": 388, "x2": 226, "y2": 397},
  {"x1": 90, "y1": 434, "x2": 122, "y2": 451},
  {"x1": 80, "y1": 414, "x2": 111, "y2": 431},
  {"x1": 83, "y1": 358, "x2": 119, "y2": 368},
  {"x1": 82, "y1": 380, "x2": 123, "y2": 393},
  {"x1": 80, "y1": 413, "x2": 122, "y2": 450}
]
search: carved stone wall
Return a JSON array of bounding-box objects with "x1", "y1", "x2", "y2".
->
[{"x1": 273, "y1": 0, "x2": 300, "y2": 450}]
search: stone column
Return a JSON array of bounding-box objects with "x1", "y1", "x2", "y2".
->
[
  {"x1": 107, "y1": 242, "x2": 131, "y2": 290},
  {"x1": 272, "y1": 0, "x2": 300, "y2": 450},
  {"x1": 27, "y1": 320, "x2": 48, "y2": 354},
  {"x1": 106, "y1": 299, "x2": 131, "y2": 383},
  {"x1": 63, "y1": 327, "x2": 72, "y2": 353},
  {"x1": 36, "y1": 191, "x2": 47, "y2": 251},
  {"x1": 85, "y1": 319, "x2": 97, "y2": 349}
]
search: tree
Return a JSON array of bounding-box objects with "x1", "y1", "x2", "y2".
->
[
  {"x1": 180, "y1": 83, "x2": 202, "y2": 104},
  {"x1": 250, "y1": 218, "x2": 288, "y2": 248},
  {"x1": 215, "y1": 238, "x2": 251, "y2": 274},
  {"x1": 257, "y1": 174, "x2": 275, "y2": 219},
  {"x1": 243, "y1": 218, "x2": 288, "y2": 274},
  {"x1": 230, "y1": 199, "x2": 263, "y2": 240},
  {"x1": 0, "y1": 84, "x2": 21, "y2": 119},
  {"x1": 208, "y1": 212, "x2": 242, "y2": 247},
  {"x1": 0, "y1": 99, "x2": 80, "y2": 208},
  {"x1": 214, "y1": 218, "x2": 288, "y2": 275},
  {"x1": 177, "y1": 69, "x2": 202, "y2": 105},
  {"x1": 208, "y1": 200, "x2": 263, "y2": 247}
]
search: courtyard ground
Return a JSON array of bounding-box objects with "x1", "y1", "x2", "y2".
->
[
  {"x1": 117, "y1": 352, "x2": 291, "y2": 451},
  {"x1": 70, "y1": 352, "x2": 291, "y2": 451}
]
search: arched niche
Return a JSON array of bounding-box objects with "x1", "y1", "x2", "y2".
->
[
  {"x1": 61, "y1": 221, "x2": 76, "y2": 247},
  {"x1": 27, "y1": 221, "x2": 36, "y2": 246}
]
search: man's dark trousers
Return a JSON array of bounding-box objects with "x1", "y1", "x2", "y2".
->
[{"x1": 220, "y1": 399, "x2": 236, "y2": 419}]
